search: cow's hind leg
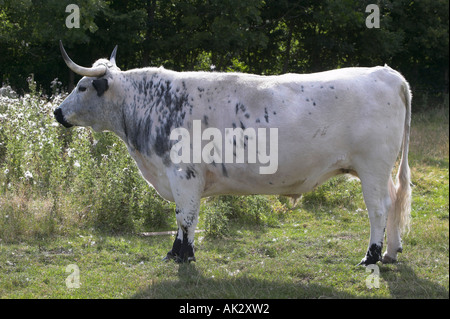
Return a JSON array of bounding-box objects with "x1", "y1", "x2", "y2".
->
[
  {"x1": 357, "y1": 169, "x2": 392, "y2": 266},
  {"x1": 383, "y1": 177, "x2": 403, "y2": 263}
]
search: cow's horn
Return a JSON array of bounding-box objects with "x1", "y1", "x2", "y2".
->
[
  {"x1": 110, "y1": 45, "x2": 118, "y2": 66},
  {"x1": 59, "y1": 40, "x2": 107, "y2": 77}
]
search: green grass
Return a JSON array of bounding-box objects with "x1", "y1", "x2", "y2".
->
[
  {"x1": 1, "y1": 196, "x2": 447, "y2": 298},
  {"x1": 0, "y1": 87, "x2": 448, "y2": 298}
]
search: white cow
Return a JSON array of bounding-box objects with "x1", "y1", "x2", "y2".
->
[{"x1": 55, "y1": 41, "x2": 411, "y2": 265}]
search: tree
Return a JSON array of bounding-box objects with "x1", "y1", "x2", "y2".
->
[
  {"x1": 389, "y1": 0, "x2": 449, "y2": 93},
  {"x1": 0, "y1": 0, "x2": 108, "y2": 92},
  {"x1": 0, "y1": 0, "x2": 448, "y2": 102}
]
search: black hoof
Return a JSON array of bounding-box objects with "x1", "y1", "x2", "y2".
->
[
  {"x1": 166, "y1": 230, "x2": 196, "y2": 263},
  {"x1": 358, "y1": 243, "x2": 382, "y2": 266},
  {"x1": 357, "y1": 257, "x2": 378, "y2": 266},
  {"x1": 381, "y1": 254, "x2": 397, "y2": 264},
  {"x1": 175, "y1": 256, "x2": 196, "y2": 264},
  {"x1": 163, "y1": 251, "x2": 176, "y2": 262},
  {"x1": 163, "y1": 251, "x2": 196, "y2": 263}
]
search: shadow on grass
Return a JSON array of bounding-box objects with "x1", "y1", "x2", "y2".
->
[
  {"x1": 382, "y1": 263, "x2": 449, "y2": 299},
  {"x1": 132, "y1": 263, "x2": 355, "y2": 299},
  {"x1": 133, "y1": 261, "x2": 448, "y2": 299}
]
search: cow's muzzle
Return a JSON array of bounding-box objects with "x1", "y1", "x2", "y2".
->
[{"x1": 54, "y1": 108, "x2": 73, "y2": 128}]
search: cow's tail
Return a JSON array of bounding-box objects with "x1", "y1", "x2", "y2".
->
[{"x1": 394, "y1": 79, "x2": 412, "y2": 234}]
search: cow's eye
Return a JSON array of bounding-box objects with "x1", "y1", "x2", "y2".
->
[{"x1": 79, "y1": 86, "x2": 87, "y2": 92}]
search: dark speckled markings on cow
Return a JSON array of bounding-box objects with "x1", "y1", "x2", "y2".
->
[
  {"x1": 169, "y1": 120, "x2": 279, "y2": 174},
  {"x1": 123, "y1": 76, "x2": 191, "y2": 165},
  {"x1": 54, "y1": 41, "x2": 412, "y2": 267}
]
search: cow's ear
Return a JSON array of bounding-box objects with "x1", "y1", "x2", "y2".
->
[{"x1": 92, "y1": 78, "x2": 109, "y2": 97}]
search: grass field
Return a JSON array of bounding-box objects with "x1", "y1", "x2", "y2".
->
[{"x1": 0, "y1": 89, "x2": 448, "y2": 299}]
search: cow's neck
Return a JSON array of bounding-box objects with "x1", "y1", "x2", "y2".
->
[{"x1": 118, "y1": 69, "x2": 190, "y2": 165}]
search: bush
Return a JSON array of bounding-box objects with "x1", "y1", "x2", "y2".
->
[
  {"x1": 217, "y1": 195, "x2": 286, "y2": 226},
  {"x1": 203, "y1": 194, "x2": 289, "y2": 238},
  {"x1": 203, "y1": 199, "x2": 231, "y2": 238}
]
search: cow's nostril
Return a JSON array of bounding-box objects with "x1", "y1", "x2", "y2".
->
[{"x1": 54, "y1": 108, "x2": 73, "y2": 128}]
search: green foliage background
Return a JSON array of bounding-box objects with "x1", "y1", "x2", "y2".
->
[{"x1": 1, "y1": 0, "x2": 448, "y2": 105}]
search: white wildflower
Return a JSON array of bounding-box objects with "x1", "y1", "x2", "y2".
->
[
  {"x1": 228, "y1": 269, "x2": 240, "y2": 276},
  {"x1": 24, "y1": 171, "x2": 33, "y2": 180}
]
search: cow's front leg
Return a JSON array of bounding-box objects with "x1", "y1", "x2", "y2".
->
[{"x1": 164, "y1": 166, "x2": 203, "y2": 263}]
